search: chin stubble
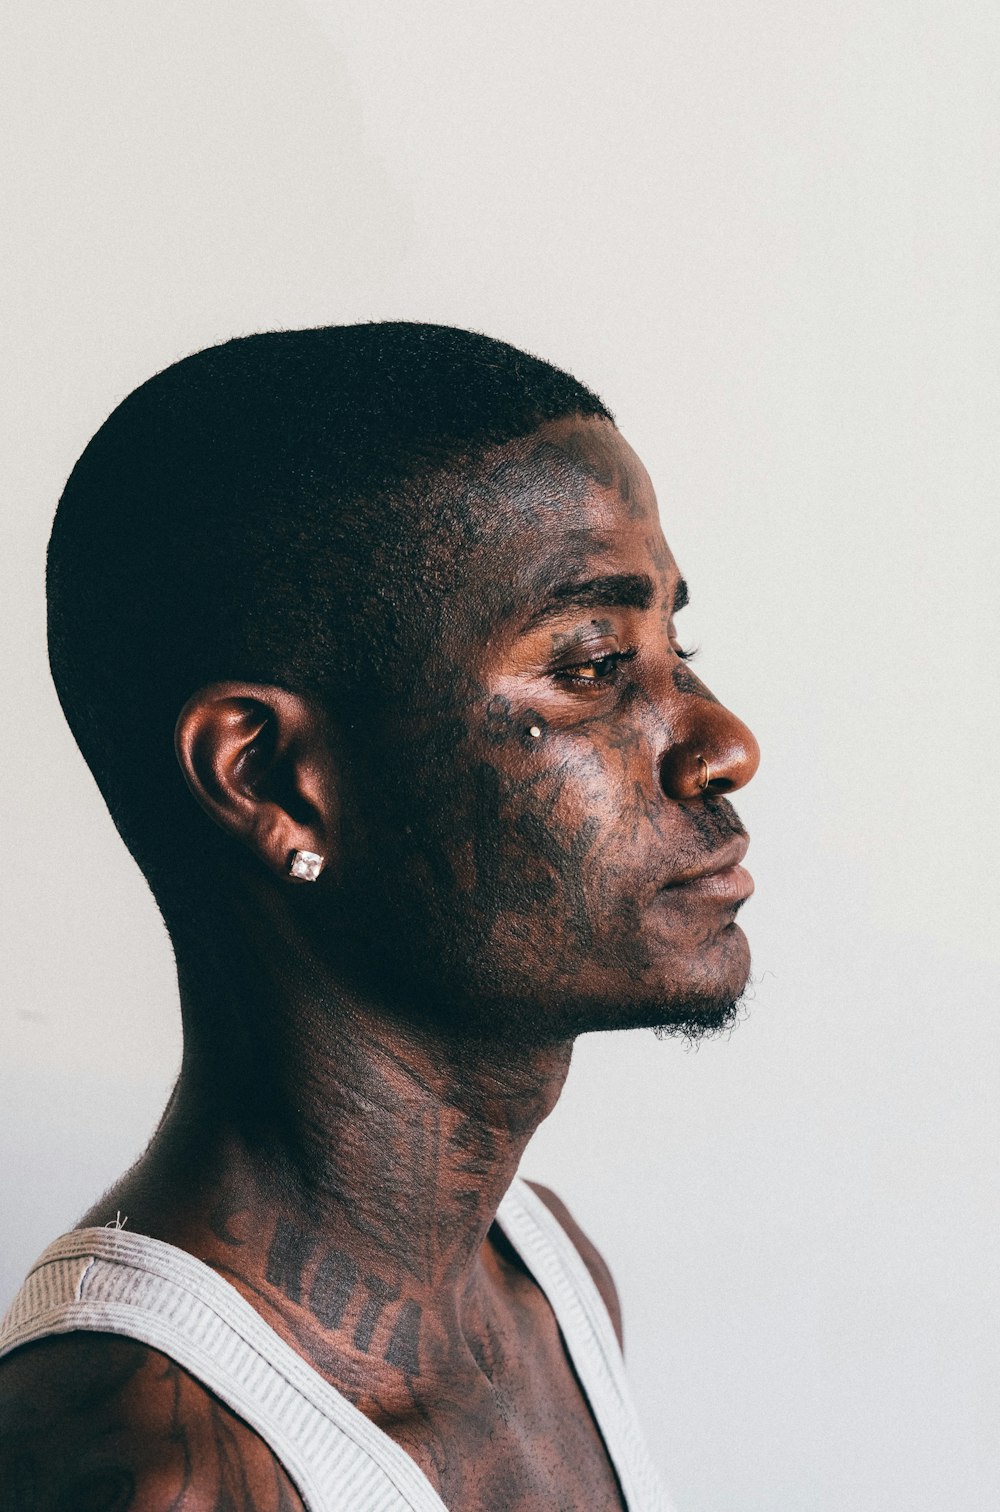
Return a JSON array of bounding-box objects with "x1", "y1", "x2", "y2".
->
[{"x1": 651, "y1": 972, "x2": 756, "y2": 1045}]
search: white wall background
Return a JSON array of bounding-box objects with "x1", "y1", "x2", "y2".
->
[{"x1": 2, "y1": 3, "x2": 998, "y2": 1507}]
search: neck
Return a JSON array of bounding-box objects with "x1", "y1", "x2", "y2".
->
[
  {"x1": 175, "y1": 997, "x2": 571, "y2": 1284},
  {"x1": 116, "y1": 922, "x2": 573, "y2": 1396}
]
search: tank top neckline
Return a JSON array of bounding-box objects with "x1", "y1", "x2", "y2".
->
[
  {"x1": 63, "y1": 1180, "x2": 592, "y2": 1485},
  {"x1": 1, "y1": 1176, "x2": 670, "y2": 1510}
]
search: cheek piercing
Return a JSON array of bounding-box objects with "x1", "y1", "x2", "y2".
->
[{"x1": 288, "y1": 849, "x2": 325, "y2": 882}]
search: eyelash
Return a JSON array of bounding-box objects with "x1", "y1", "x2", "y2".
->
[
  {"x1": 555, "y1": 647, "x2": 638, "y2": 687},
  {"x1": 555, "y1": 643, "x2": 696, "y2": 689}
]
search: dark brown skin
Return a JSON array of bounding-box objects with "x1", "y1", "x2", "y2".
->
[{"x1": 0, "y1": 417, "x2": 759, "y2": 1509}]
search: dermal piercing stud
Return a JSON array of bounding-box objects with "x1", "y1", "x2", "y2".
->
[
  {"x1": 288, "y1": 849, "x2": 325, "y2": 882},
  {"x1": 528, "y1": 725, "x2": 542, "y2": 739}
]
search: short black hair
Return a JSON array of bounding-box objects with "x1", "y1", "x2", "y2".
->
[{"x1": 47, "y1": 321, "x2": 611, "y2": 926}]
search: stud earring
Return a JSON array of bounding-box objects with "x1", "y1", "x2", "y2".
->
[{"x1": 288, "y1": 849, "x2": 325, "y2": 882}]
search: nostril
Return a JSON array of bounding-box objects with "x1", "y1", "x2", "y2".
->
[{"x1": 706, "y1": 776, "x2": 734, "y2": 795}]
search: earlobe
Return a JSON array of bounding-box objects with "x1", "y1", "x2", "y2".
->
[{"x1": 174, "y1": 682, "x2": 336, "y2": 878}]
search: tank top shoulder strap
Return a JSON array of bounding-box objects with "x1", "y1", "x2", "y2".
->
[
  {"x1": 498, "y1": 1178, "x2": 674, "y2": 1512},
  {"x1": 0, "y1": 1227, "x2": 447, "y2": 1512}
]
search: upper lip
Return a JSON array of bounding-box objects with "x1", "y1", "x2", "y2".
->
[{"x1": 661, "y1": 834, "x2": 750, "y2": 888}]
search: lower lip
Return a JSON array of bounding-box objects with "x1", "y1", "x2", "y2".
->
[{"x1": 663, "y1": 864, "x2": 754, "y2": 903}]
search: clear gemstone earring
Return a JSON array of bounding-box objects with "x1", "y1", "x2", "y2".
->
[{"x1": 288, "y1": 849, "x2": 325, "y2": 882}]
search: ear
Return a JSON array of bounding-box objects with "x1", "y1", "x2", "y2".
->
[{"x1": 174, "y1": 682, "x2": 338, "y2": 882}]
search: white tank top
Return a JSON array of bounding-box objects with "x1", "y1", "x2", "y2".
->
[{"x1": 0, "y1": 1177, "x2": 673, "y2": 1511}]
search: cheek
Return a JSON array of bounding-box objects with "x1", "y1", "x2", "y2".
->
[
  {"x1": 529, "y1": 735, "x2": 633, "y2": 833},
  {"x1": 384, "y1": 727, "x2": 607, "y2": 913},
  {"x1": 351, "y1": 688, "x2": 667, "y2": 938},
  {"x1": 538, "y1": 718, "x2": 665, "y2": 843},
  {"x1": 460, "y1": 724, "x2": 659, "y2": 916}
]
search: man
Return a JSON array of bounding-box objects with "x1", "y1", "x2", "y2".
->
[{"x1": 0, "y1": 323, "x2": 758, "y2": 1510}]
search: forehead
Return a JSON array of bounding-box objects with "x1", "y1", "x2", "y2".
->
[
  {"x1": 473, "y1": 416, "x2": 678, "y2": 622},
  {"x1": 502, "y1": 415, "x2": 657, "y2": 529},
  {"x1": 532, "y1": 414, "x2": 654, "y2": 512}
]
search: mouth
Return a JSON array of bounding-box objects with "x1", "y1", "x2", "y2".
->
[{"x1": 660, "y1": 836, "x2": 754, "y2": 904}]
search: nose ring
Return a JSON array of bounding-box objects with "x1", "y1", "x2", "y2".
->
[{"x1": 696, "y1": 755, "x2": 711, "y2": 791}]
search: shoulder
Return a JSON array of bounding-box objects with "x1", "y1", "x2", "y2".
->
[
  {"x1": 0, "y1": 1331, "x2": 305, "y2": 1511},
  {"x1": 523, "y1": 1179, "x2": 624, "y2": 1349}
]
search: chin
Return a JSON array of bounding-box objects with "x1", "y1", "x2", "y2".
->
[
  {"x1": 649, "y1": 992, "x2": 749, "y2": 1042},
  {"x1": 574, "y1": 922, "x2": 754, "y2": 1040}
]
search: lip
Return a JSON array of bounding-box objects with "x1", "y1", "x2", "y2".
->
[
  {"x1": 665, "y1": 862, "x2": 754, "y2": 903},
  {"x1": 660, "y1": 836, "x2": 753, "y2": 902}
]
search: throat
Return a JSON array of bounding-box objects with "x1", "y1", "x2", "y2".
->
[{"x1": 99, "y1": 990, "x2": 573, "y2": 1401}]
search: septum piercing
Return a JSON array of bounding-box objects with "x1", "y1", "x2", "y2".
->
[{"x1": 697, "y1": 755, "x2": 711, "y2": 791}]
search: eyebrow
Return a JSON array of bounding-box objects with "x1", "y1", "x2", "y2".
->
[{"x1": 522, "y1": 571, "x2": 688, "y2": 632}]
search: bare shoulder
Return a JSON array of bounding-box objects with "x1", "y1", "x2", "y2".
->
[
  {"x1": 523, "y1": 1179, "x2": 624, "y2": 1349},
  {"x1": 0, "y1": 1331, "x2": 305, "y2": 1511}
]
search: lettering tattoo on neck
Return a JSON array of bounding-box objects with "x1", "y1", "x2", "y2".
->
[{"x1": 265, "y1": 1219, "x2": 422, "y2": 1377}]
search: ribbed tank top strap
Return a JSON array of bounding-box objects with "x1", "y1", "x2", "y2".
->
[
  {"x1": 0, "y1": 1229, "x2": 447, "y2": 1512},
  {"x1": 496, "y1": 1178, "x2": 675, "y2": 1512}
]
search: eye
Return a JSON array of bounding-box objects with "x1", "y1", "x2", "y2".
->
[{"x1": 555, "y1": 647, "x2": 639, "y2": 688}]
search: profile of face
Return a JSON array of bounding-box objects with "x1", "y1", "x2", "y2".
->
[{"x1": 318, "y1": 414, "x2": 760, "y2": 1045}]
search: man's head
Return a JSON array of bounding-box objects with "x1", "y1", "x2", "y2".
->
[{"x1": 48, "y1": 322, "x2": 758, "y2": 1046}]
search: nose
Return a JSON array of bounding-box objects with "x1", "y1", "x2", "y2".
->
[{"x1": 659, "y1": 698, "x2": 760, "y2": 801}]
